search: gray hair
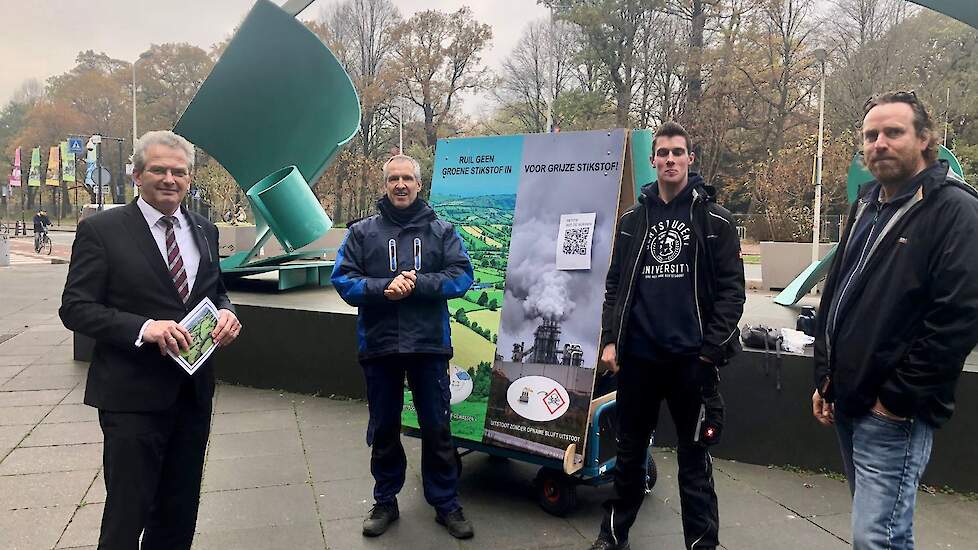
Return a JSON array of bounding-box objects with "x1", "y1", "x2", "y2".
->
[
  {"x1": 133, "y1": 130, "x2": 196, "y2": 172},
  {"x1": 382, "y1": 154, "x2": 422, "y2": 183}
]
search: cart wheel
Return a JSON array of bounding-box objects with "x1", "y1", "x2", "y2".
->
[
  {"x1": 644, "y1": 453, "x2": 658, "y2": 494},
  {"x1": 536, "y1": 467, "x2": 577, "y2": 517}
]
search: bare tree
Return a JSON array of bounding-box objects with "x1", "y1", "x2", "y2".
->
[
  {"x1": 735, "y1": 0, "x2": 818, "y2": 155},
  {"x1": 632, "y1": 10, "x2": 685, "y2": 129},
  {"x1": 495, "y1": 18, "x2": 578, "y2": 133},
  {"x1": 824, "y1": 0, "x2": 912, "y2": 148},
  {"x1": 549, "y1": 0, "x2": 662, "y2": 127},
  {"x1": 317, "y1": 0, "x2": 402, "y2": 218},
  {"x1": 392, "y1": 7, "x2": 493, "y2": 148},
  {"x1": 10, "y1": 78, "x2": 44, "y2": 105}
]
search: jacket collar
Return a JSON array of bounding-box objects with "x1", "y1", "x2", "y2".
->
[
  {"x1": 376, "y1": 196, "x2": 436, "y2": 228},
  {"x1": 638, "y1": 172, "x2": 709, "y2": 206},
  {"x1": 859, "y1": 160, "x2": 975, "y2": 204}
]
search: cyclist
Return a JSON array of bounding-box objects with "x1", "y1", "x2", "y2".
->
[{"x1": 33, "y1": 209, "x2": 52, "y2": 252}]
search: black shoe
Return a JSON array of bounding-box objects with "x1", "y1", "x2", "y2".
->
[
  {"x1": 362, "y1": 501, "x2": 399, "y2": 537},
  {"x1": 436, "y1": 507, "x2": 474, "y2": 539},
  {"x1": 589, "y1": 538, "x2": 630, "y2": 550}
]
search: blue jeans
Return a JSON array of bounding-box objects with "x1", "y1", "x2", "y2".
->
[{"x1": 835, "y1": 407, "x2": 934, "y2": 550}]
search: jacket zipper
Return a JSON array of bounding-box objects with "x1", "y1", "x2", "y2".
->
[
  {"x1": 616, "y1": 209, "x2": 650, "y2": 349},
  {"x1": 691, "y1": 192, "x2": 704, "y2": 337},
  {"x1": 829, "y1": 202, "x2": 880, "y2": 347},
  {"x1": 823, "y1": 200, "x2": 866, "y2": 374}
]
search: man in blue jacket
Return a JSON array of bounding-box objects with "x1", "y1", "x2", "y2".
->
[
  {"x1": 813, "y1": 91, "x2": 978, "y2": 549},
  {"x1": 331, "y1": 154, "x2": 475, "y2": 539}
]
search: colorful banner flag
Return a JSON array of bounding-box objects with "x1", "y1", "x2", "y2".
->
[
  {"x1": 8, "y1": 146, "x2": 21, "y2": 187},
  {"x1": 85, "y1": 146, "x2": 96, "y2": 189},
  {"x1": 60, "y1": 141, "x2": 75, "y2": 182},
  {"x1": 45, "y1": 145, "x2": 60, "y2": 186},
  {"x1": 28, "y1": 147, "x2": 41, "y2": 187}
]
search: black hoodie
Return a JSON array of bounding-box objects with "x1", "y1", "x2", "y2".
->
[
  {"x1": 625, "y1": 177, "x2": 702, "y2": 360},
  {"x1": 600, "y1": 173, "x2": 745, "y2": 366}
]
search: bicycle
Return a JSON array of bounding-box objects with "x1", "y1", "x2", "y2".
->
[{"x1": 34, "y1": 229, "x2": 52, "y2": 255}]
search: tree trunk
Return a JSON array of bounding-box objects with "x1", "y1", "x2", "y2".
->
[
  {"x1": 359, "y1": 166, "x2": 369, "y2": 217},
  {"x1": 616, "y1": 87, "x2": 630, "y2": 128},
  {"x1": 425, "y1": 106, "x2": 437, "y2": 149},
  {"x1": 685, "y1": 0, "x2": 706, "y2": 136},
  {"x1": 332, "y1": 185, "x2": 344, "y2": 225}
]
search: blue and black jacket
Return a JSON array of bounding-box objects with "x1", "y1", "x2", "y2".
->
[{"x1": 331, "y1": 197, "x2": 474, "y2": 360}]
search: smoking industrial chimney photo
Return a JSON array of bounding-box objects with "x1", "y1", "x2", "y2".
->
[
  {"x1": 531, "y1": 319, "x2": 562, "y2": 364},
  {"x1": 509, "y1": 319, "x2": 586, "y2": 366}
]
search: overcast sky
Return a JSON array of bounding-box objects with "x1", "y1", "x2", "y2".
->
[{"x1": 0, "y1": 0, "x2": 549, "y2": 110}]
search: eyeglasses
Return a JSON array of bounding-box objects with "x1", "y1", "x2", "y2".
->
[
  {"x1": 654, "y1": 147, "x2": 688, "y2": 158},
  {"x1": 146, "y1": 166, "x2": 189, "y2": 178}
]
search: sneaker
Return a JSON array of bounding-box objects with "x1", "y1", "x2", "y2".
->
[
  {"x1": 362, "y1": 501, "x2": 399, "y2": 537},
  {"x1": 589, "y1": 538, "x2": 631, "y2": 550},
  {"x1": 435, "y1": 507, "x2": 474, "y2": 539}
]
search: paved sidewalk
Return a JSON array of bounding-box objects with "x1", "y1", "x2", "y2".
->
[{"x1": 1, "y1": 264, "x2": 975, "y2": 550}]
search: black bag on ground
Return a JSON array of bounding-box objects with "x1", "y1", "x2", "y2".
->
[
  {"x1": 740, "y1": 324, "x2": 784, "y2": 390},
  {"x1": 796, "y1": 306, "x2": 817, "y2": 337}
]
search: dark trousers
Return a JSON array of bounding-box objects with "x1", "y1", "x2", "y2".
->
[
  {"x1": 600, "y1": 355, "x2": 719, "y2": 549},
  {"x1": 96, "y1": 380, "x2": 211, "y2": 550},
  {"x1": 362, "y1": 353, "x2": 459, "y2": 514}
]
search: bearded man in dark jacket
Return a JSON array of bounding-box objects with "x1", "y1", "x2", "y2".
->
[
  {"x1": 331, "y1": 154, "x2": 475, "y2": 540},
  {"x1": 813, "y1": 91, "x2": 978, "y2": 550},
  {"x1": 590, "y1": 122, "x2": 745, "y2": 550}
]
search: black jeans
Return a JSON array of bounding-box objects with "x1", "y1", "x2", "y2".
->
[{"x1": 599, "y1": 355, "x2": 720, "y2": 549}]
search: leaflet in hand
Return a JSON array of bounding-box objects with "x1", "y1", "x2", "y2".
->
[{"x1": 168, "y1": 297, "x2": 220, "y2": 375}]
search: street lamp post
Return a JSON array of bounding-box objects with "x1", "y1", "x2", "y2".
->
[
  {"x1": 131, "y1": 52, "x2": 152, "y2": 199},
  {"x1": 131, "y1": 53, "x2": 153, "y2": 154},
  {"x1": 812, "y1": 48, "x2": 828, "y2": 264}
]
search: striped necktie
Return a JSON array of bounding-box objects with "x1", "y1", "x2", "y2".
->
[{"x1": 161, "y1": 215, "x2": 190, "y2": 303}]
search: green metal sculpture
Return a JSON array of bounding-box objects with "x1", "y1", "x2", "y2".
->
[
  {"x1": 909, "y1": 1, "x2": 978, "y2": 30},
  {"x1": 174, "y1": 0, "x2": 361, "y2": 289}
]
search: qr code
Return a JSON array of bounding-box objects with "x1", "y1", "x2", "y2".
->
[{"x1": 562, "y1": 227, "x2": 590, "y2": 255}]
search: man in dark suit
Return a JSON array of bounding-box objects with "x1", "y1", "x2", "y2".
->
[{"x1": 60, "y1": 130, "x2": 242, "y2": 550}]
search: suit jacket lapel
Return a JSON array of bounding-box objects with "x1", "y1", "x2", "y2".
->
[
  {"x1": 124, "y1": 200, "x2": 184, "y2": 306},
  {"x1": 184, "y1": 207, "x2": 210, "y2": 303}
]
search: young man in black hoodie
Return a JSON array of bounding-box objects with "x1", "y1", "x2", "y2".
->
[
  {"x1": 590, "y1": 122, "x2": 745, "y2": 550},
  {"x1": 813, "y1": 92, "x2": 978, "y2": 549},
  {"x1": 331, "y1": 155, "x2": 476, "y2": 540}
]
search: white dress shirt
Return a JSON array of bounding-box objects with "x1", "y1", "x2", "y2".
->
[
  {"x1": 136, "y1": 197, "x2": 201, "y2": 293},
  {"x1": 134, "y1": 197, "x2": 203, "y2": 347}
]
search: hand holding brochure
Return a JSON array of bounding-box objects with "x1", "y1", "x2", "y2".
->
[{"x1": 168, "y1": 297, "x2": 220, "y2": 375}]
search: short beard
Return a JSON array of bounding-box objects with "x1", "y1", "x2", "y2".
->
[{"x1": 867, "y1": 156, "x2": 918, "y2": 185}]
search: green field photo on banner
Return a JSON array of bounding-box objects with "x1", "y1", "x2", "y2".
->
[{"x1": 401, "y1": 135, "x2": 523, "y2": 442}]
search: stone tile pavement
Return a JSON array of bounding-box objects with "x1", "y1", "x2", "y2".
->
[{"x1": 2, "y1": 264, "x2": 975, "y2": 550}]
